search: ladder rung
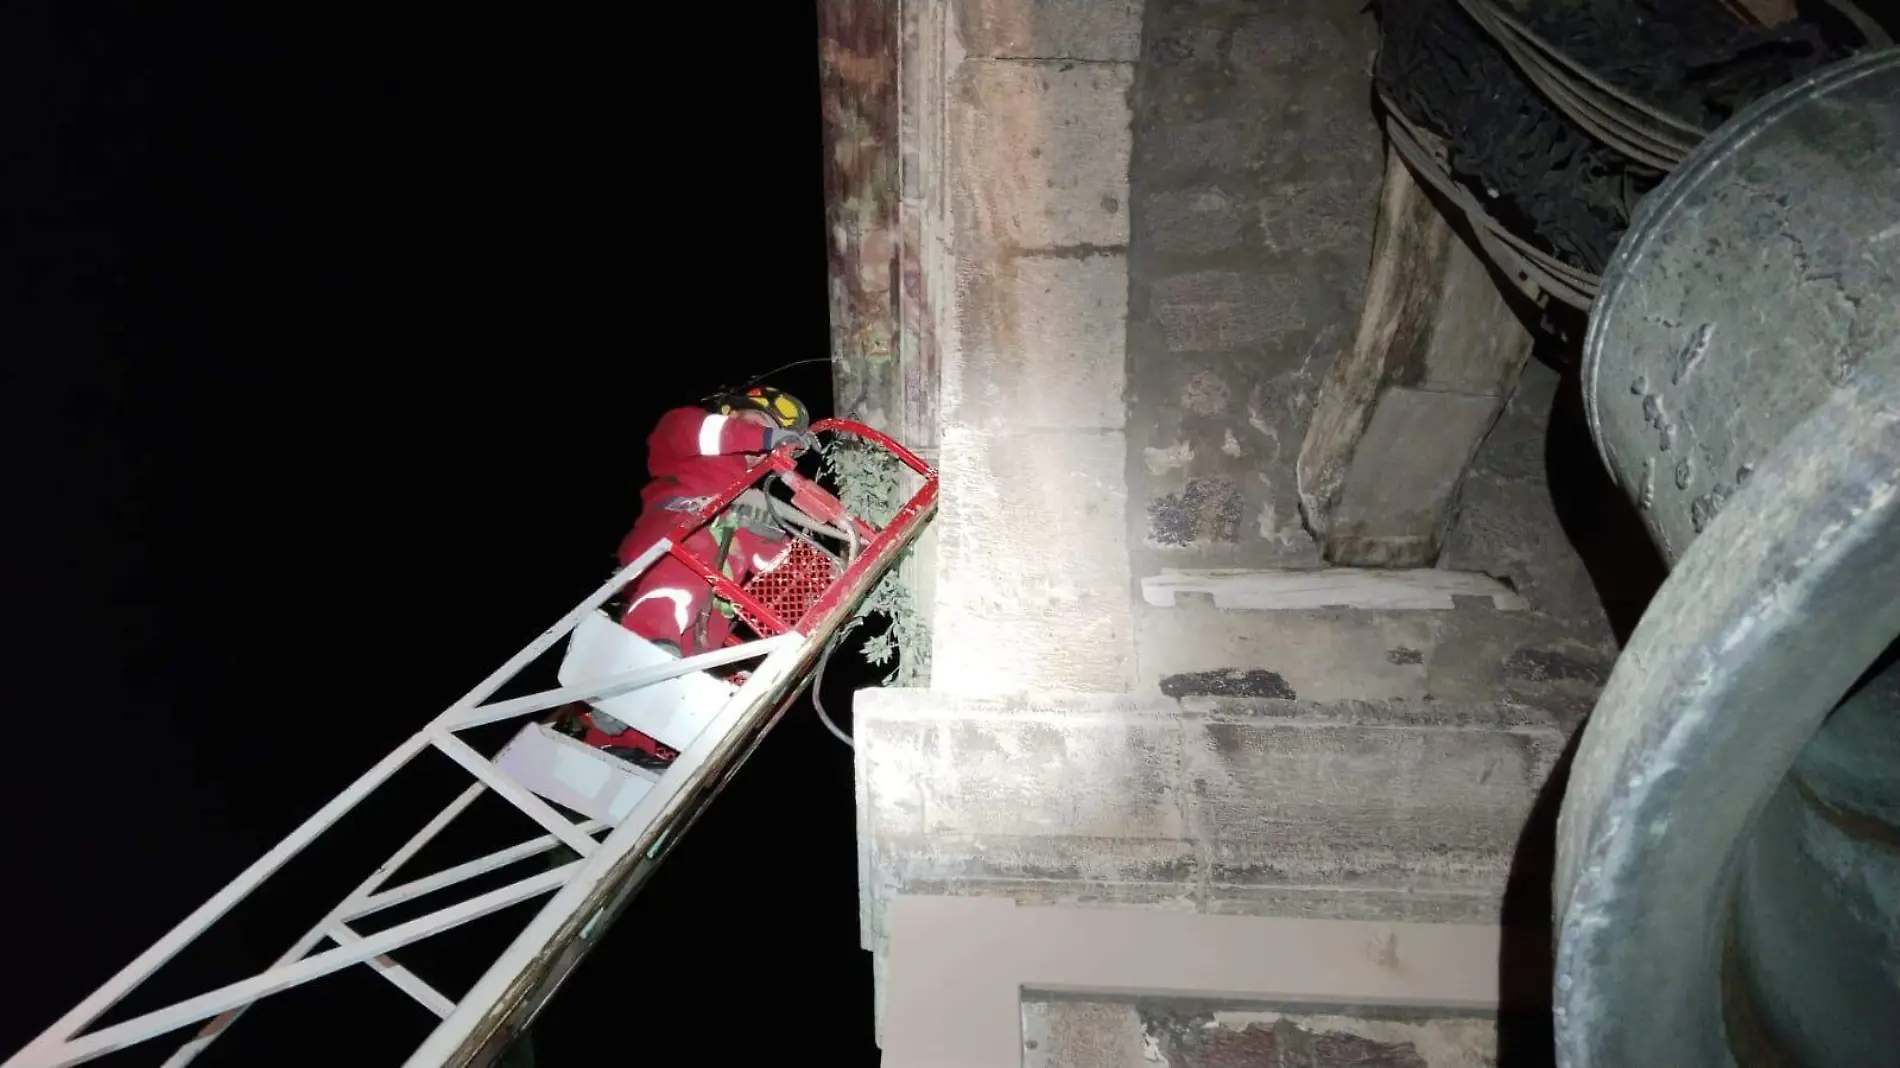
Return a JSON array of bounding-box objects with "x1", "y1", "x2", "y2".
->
[
  {"x1": 46, "y1": 863, "x2": 578, "y2": 1066},
  {"x1": 430, "y1": 733, "x2": 599, "y2": 859},
  {"x1": 443, "y1": 631, "x2": 799, "y2": 732},
  {"x1": 328, "y1": 923, "x2": 456, "y2": 1018},
  {"x1": 345, "y1": 819, "x2": 608, "y2": 923}
]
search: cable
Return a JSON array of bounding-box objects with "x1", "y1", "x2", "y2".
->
[
  {"x1": 695, "y1": 356, "x2": 840, "y2": 406},
  {"x1": 812, "y1": 617, "x2": 865, "y2": 748}
]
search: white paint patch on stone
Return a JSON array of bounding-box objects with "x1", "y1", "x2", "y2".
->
[
  {"x1": 1256, "y1": 473, "x2": 1307, "y2": 549},
  {"x1": 1247, "y1": 408, "x2": 1283, "y2": 461},
  {"x1": 1145, "y1": 440, "x2": 1195, "y2": 475},
  {"x1": 1222, "y1": 429, "x2": 1242, "y2": 458},
  {"x1": 1141, "y1": 567, "x2": 1532, "y2": 611}
]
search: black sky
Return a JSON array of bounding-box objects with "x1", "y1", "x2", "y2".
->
[{"x1": 0, "y1": 2, "x2": 876, "y2": 1063}]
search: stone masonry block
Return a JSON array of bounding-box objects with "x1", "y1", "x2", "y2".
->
[
  {"x1": 928, "y1": 717, "x2": 1186, "y2": 838},
  {"x1": 1228, "y1": 5, "x2": 1369, "y2": 75},
  {"x1": 858, "y1": 687, "x2": 1180, "y2": 722},
  {"x1": 957, "y1": 0, "x2": 1143, "y2": 62},
  {"x1": 1202, "y1": 886, "x2": 1502, "y2": 925},
  {"x1": 862, "y1": 710, "x2": 1190, "y2": 842},
  {"x1": 895, "y1": 876, "x2": 1200, "y2": 914},
  {"x1": 1144, "y1": 187, "x2": 1248, "y2": 256},
  {"x1": 1023, "y1": 1000, "x2": 1150, "y2": 1068},
  {"x1": 935, "y1": 618, "x2": 1140, "y2": 697},
  {"x1": 1136, "y1": 117, "x2": 1266, "y2": 179},
  {"x1": 953, "y1": 59, "x2": 1134, "y2": 250},
  {"x1": 953, "y1": 251, "x2": 1127, "y2": 430},
  {"x1": 856, "y1": 716, "x2": 932, "y2": 837},
  {"x1": 1183, "y1": 719, "x2": 1564, "y2": 889},
  {"x1": 1258, "y1": 179, "x2": 1379, "y2": 257},
  {"x1": 933, "y1": 424, "x2": 1135, "y2": 693},
  {"x1": 1149, "y1": 269, "x2": 1306, "y2": 353},
  {"x1": 884, "y1": 834, "x2": 1199, "y2": 885}
]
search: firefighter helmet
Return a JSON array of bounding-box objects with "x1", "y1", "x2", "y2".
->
[{"x1": 710, "y1": 385, "x2": 810, "y2": 433}]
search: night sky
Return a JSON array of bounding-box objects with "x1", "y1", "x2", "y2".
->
[{"x1": 0, "y1": 2, "x2": 880, "y2": 1063}]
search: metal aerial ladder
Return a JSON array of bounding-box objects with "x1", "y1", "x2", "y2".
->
[{"x1": 4, "y1": 418, "x2": 936, "y2": 1068}]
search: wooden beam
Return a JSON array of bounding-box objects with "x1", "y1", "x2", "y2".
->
[{"x1": 1296, "y1": 149, "x2": 1534, "y2": 568}]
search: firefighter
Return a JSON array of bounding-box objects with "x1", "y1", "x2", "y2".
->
[
  {"x1": 617, "y1": 385, "x2": 814, "y2": 653},
  {"x1": 575, "y1": 386, "x2": 814, "y2": 768}
]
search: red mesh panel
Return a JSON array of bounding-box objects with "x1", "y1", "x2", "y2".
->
[{"x1": 737, "y1": 540, "x2": 840, "y2": 634}]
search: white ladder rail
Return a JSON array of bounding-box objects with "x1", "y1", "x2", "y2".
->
[
  {"x1": 9, "y1": 419, "x2": 941, "y2": 1068},
  {"x1": 325, "y1": 922, "x2": 458, "y2": 1019},
  {"x1": 1, "y1": 536, "x2": 802, "y2": 1068},
  {"x1": 406, "y1": 451, "x2": 937, "y2": 1066},
  {"x1": 158, "y1": 781, "x2": 492, "y2": 1067},
  {"x1": 402, "y1": 639, "x2": 817, "y2": 1068}
]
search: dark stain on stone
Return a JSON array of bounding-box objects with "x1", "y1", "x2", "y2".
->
[
  {"x1": 1149, "y1": 477, "x2": 1243, "y2": 546},
  {"x1": 1102, "y1": 194, "x2": 1121, "y2": 214},
  {"x1": 1387, "y1": 646, "x2": 1425, "y2": 665},
  {"x1": 1162, "y1": 668, "x2": 1296, "y2": 699},
  {"x1": 1152, "y1": 34, "x2": 1195, "y2": 65},
  {"x1": 1205, "y1": 723, "x2": 1244, "y2": 758},
  {"x1": 1504, "y1": 648, "x2": 1608, "y2": 685}
]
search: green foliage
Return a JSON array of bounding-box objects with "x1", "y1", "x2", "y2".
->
[{"x1": 819, "y1": 437, "x2": 930, "y2": 686}]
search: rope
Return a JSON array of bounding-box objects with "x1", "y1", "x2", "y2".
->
[{"x1": 812, "y1": 617, "x2": 865, "y2": 748}]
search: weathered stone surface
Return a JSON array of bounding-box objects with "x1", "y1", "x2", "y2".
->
[
  {"x1": 958, "y1": 0, "x2": 1144, "y2": 61},
  {"x1": 1133, "y1": 597, "x2": 1612, "y2": 725},
  {"x1": 1228, "y1": 8, "x2": 1361, "y2": 74},
  {"x1": 1023, "y1": 1000, "x2": 1152, "y2": 1068},
  {"x1": 1258, "y1": 179, "x2": 1381, "y2": 255},
  {"x1": 1135, "y1": 607, "x2": 1434, "y2": 702},
  {"x1": 1138, "y1": 117, "x2": 1268, "y2": 179},
  {"x1": 855, "y1": 689, "x2": 1570, "y2": 1020},
  {"x1": 1145, "y1": 475, "x2": 1246, "y2": 548},
  {"x1": 932, "y1": 425, "x2": 1135, "y2": 694},
  {"x1": 1142, "y1": 1006, "x2": 1497, "y2": 1068},
  {"x1": 1126, "y1": 0, "x2": 1382, "y2": 598},
  {"x1": 886, "y1": 834, "x2": 1202, "y2": 885},
  {"x1": 953, "y1": 250, "x2": 1128, "y2": 430},
  {"x1": 1200, "y1": 886, "x2": 1500, "y2": 925},
  {"x1": 897, "y1": 713, "x2": 1188, "y2": 838},
  {"x1": 1145, "y1": 187, "x2": 1249, "y2": 256},
  {"x1": 1149, "y1": 269, "x2": 1307, "y2": 352},
  {"x1": 952, "y1": 59, "x2": 1134, "y2": 250},
  {"x1": 820, "y1": 0, "x2": 903, "y2": 401},
  {"x1": 1126, "y1": 341, "x2": 1334, "y2": 571},
  {"x1": 1185, "y1": 719, "x2": 1562, "y2": 891},
  {"x1": 854, "y1": 0, "x2": 1635, "y2": 1054}
]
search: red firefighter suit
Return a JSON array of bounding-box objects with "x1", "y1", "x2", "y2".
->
[
  {"x1": 614, "y1": 406, "x2": 794, "y2": 656},
  {"x1": 580, "y1": 407, "x2": 796, "y2": 765}
]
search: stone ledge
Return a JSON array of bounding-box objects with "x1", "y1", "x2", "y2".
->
[{"x1": 856, "y1": 689, "x2": 1570, "y2": 1033}]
